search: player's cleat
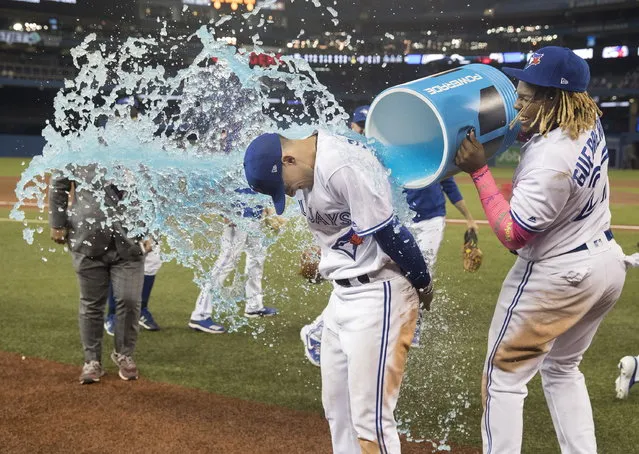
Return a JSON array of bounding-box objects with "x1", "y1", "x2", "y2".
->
[
  {"x1": 615, "y1": 356, "x2": 638, "y2": 399},
  {"x1": 411, "y1": 312, "x2": 423, "y2": 348},
  {"x1": 104, "y1": 314, "x2": 115, "y2": 337},
  {"x1": 110, "y1": 351, "x2": 139, "y2": 381},
  {"x1": 244, "y1": 306, "x2": 279, "y2": 318},
  {"x1": 300, "y1": 323, "x2": 322, "y2": 367},
  {"x1": 188, "y1": 317, "x2": 226, "y2": 334},
  {"x1": 139, "y1": 308, "x2": 160, "y2": 331},
  {"x1": 411, "y1": 328, "x2": 421, "y2": 348},
  {"x1": 79, "y1": 360, "x2": 104, "y2": 385}
]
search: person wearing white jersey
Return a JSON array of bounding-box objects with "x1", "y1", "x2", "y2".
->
[
  {"x1": 188, "y1": 187, "x2": 280, "y2": 334},
  {"x1": 244, "y1": 131, "x2": 433, "y2": 453},
  {"x1": 614, "y1": 247, "x2": 639, "y2": 399},
  {"x1": 299, "y1": 105, "x2": 478, "y2": 363},
  {"x1": 455, "y1": 46, "x2": 627, "y2": 453},
  {"x1": 297, "y1": 106, "x2": 375, "y2": 366}
]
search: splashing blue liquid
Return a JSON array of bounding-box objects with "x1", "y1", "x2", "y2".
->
[
  {"x1": 373, "y1": 141, "x2": 444, "y2": 188},
  {"x1": 9, "y1": 7, "x2": 472, "y2": 445},
  {"x1": 10, "y1": 22, "x2": 349, "y2": 330}
]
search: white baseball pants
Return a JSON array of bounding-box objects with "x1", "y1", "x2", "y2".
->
[
  {"x1": 191, "y1": 224, "x2": 267, "y2": 320},
  {"x1": 304, "y1": 216, "x2": 445, "y2": 344},
  {"x1": 409, "y1": 216, "x2": 446, "y2": 270},
  {"x1": 321, "y1": 274, "x2": 419, "y2": 454},
  {"x1": 143, "y1": 248, "x2": 162, "y2": 276},
  {"x1": 482, "y1": 238, "x2": 626, "y2": 454}
]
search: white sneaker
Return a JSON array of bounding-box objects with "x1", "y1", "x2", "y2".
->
[
  {"x1": 615, "y1": 356, "x2": 638, "y2": 399},
  {"x1": 79, "y1": 360, "x2": 104, "y2": 385},
  {"x1": 300, "y1": 322, "x2": 322, "y2": 367}
]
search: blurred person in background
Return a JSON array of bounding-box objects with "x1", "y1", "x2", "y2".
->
[
  {"x1": 49, "y1": 165, "x2": 150, "y2": 384},
  {"x1": 103, "y1": 95, "x2": 162, "y2": 335},
  {"x1": 188, "y1": 190, "x2": 284, "y2": 333}
]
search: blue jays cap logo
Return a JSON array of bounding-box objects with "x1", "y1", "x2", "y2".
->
[
  {"x1": 526, "y1": 52, "x2": 544, "y2": 68},
  {"x1": 502, "y1": 47, "x2": 589, "y2": 93}
]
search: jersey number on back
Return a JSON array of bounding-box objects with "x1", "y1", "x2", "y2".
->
[{"x1": 572, "y1": 130, "x2": 608, "y2": 222}]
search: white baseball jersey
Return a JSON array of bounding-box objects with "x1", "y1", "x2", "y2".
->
[
  {"x1": 482, "y1": 118, "x2": 627, "y2": 453},
  {"x1": 295, "y1": 130, "x2": 395, "y2": 280},
  {"x1": 299, "y1": 130, "x2": 420, "y2": 453},
  {"x1": 510, "y1": 118, "x2": 611, "y2": 261}
]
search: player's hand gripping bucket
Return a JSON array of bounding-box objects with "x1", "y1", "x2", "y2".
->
[{"x1": 365, "y1": 64, "x2": 520, "y2": 188}]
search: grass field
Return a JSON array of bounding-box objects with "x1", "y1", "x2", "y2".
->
[
  {"x1": 1, "y1": 158, "x2": 638, "y2": 452},
  {"x1": 0, "y1": 157, "x2": 31, "y2": 177}
]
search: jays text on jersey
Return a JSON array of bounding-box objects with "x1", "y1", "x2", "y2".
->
[{"x1": 295, "y1": 130, "x2": 396, "y2": 280}]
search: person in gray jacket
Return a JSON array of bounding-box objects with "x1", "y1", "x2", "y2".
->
[{"x1": 48, "y1": 164, "x2": 149, "y2": 384}]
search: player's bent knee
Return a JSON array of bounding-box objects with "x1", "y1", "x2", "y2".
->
[
  {"x1": 493, "y1": 341, "x2": 549, "y2": 373},
  {"x1": 540, "y1": 358, "x2": 583, "y2": 378}
]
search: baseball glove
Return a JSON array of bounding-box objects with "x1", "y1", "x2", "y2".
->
[
  {"x1": 462, "y1": 229, "x2": 483, "y2": 273},
  {"x1": 264, "y1": 215, "x2": 286, "y2": 232},
  {"x1": 300, "y1": 245, "x2": 323, "y2": 283}
]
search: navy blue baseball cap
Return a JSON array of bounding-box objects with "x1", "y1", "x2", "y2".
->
[
  {"x1": 352, "y1": 105, "x2": 370, "y2": 123},
  {"x1": 502, "y1": 46, "x2": 590, "y2": 93},
  {"x1": 243, "y1": 133, "x2": 286, "y2": 215}
]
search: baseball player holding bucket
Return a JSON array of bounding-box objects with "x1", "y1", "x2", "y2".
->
[
  {"x1": 243, "y1": 131, "x2": 433, "y2": 453},
  {"x1": 453, "y1": 47, "x2": 627, "y2": 453}
]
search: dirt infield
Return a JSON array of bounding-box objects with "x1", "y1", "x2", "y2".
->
[
  {"x1": 0, "y1": 176, "x2": 47, "y2": 208},
  {"x1": 0, "y1": 176, "x2": 19, "y2": 201},
  {"x1": 0, "y1": 352, "x2": 479, "y2": 453}
]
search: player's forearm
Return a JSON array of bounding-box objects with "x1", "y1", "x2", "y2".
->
[
  {"x1": 470, "y1": 166, "x2": 535, "y2": 250},
  {"x1": 453, "y1": 199, "x2": 473, "y2": 222},
  {"x1": 373, "y1": 218, "x2": 431, "y2": 290}
]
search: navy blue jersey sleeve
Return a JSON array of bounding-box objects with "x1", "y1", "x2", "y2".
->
[
  {"x1": 440, "y1": 177, "x2": 463, "y2": 205},
  {"x1": 373, "y1": 217, "x2": 431, "y2": 290}
]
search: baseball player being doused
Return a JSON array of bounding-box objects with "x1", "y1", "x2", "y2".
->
[
  {"x1": 298, "y1": 105, "x2": 480, "y2": 368},
  {"x1": 455, "y1": 46, "x2": 627, "y2": 453},
  {"x1": 243, "y1": 131, "x2": 432, "y2": 453}
]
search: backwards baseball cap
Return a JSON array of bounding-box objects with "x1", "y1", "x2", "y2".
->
[
  {"x1": 352, "y1": 105, "x2": 370, "y2": 124},
  {"x1": 502, "y1": 46, "x2": 590, "y2": 93},
  {"x1": 243, "y1": 133, "x2": 286, "y2": 215}
]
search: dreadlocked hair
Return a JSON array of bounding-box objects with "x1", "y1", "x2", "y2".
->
[{"x1": 509, "y1": 86, "x2": 602, "y2": 140}]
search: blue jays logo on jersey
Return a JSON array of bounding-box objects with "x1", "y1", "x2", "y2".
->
[
  {"x1": 525, "y1": 52, "x2": 543, "y2": 68},
  {"x1": 331, "y1": 228, "x2": 365, "y2": 260}
]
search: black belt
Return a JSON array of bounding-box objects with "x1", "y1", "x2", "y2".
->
[
  {"x1": 335, "y1": 274, "x2": 371, "y2": 287},
  {"x1": 510, "y1": 229, "x2": 614, "y2": 257},
  {"x1": 563, "y1": 229, "x2": 613, "y2": 255}
]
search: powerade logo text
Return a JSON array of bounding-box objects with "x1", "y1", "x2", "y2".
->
[{"x1": 424, "y1": 73, "x2": 483, "y2": 95}]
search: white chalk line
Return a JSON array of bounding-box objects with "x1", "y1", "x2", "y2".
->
[{"x1": 0, "y1": 201, "x2": 38, "y2": 207}]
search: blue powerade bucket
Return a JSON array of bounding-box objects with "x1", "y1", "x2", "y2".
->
[{"x1": 365, "y1": 64, "x2": 520, "y2": 188}]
